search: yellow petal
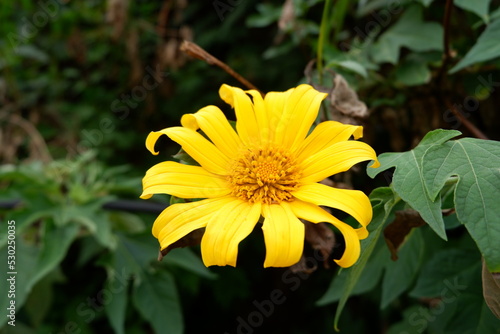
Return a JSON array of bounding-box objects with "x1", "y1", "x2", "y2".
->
[
  {"x1": 299, "y1": 140, "x2": 379, "y2": 184},
  {"x1": 153, "y1": 197, "x2": 234, "y2": 250},
  {"x1": 141, "y1": 161, "x2": 231, "y2": 199},
  {"x1": 265, "y1": 84, "x2": 327, "y2": 149},
  {"x1": 146, "y1": 127, "x2": 230, "y2": 175},
  {"x1": 245, "y1": 90, "x2": 270, "y2": 143},
  {"x1": 293, "y1": 183, "x2": 372, "y2": 235},
  {"x1": 219, "y1": 84, "x2": 260, "y2": 145},
  {"x1": 289, "y1": 200, "x2": 361, "y2": 267},
  {"x1": 181, "y1": 105, "x2": 242, "y2": 157},
  {"x1": 261, "y1": 202, "x2": 304, "y2": 268},
  {"x1": 201, "y1": 201, "x2": 261, "y2": 267},
  {"x1": 295, "y1": 121, "x2": 363, "y2": 161},
  {"x1": 262, "y1": 89, "x2": 292, "y2": 144}
]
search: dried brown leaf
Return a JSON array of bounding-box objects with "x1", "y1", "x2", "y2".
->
[
  {"x1": 329, "y1": 74, "x2": 368, "y2": 123},
  {"x1": 158, "y1": 228, "x2": 204, "y2": 261},
  {"x1": 278, "y1": 0, "x2": 295, "y2": 31},
  {"x1": 290, "y1": 220, "x2": 336, "y2": 274},
  {"x1": 384, "y1": 209, "x2": 426, "y2": 261},
  {"x1": 482, "y1": 259, "x2": 500, "y2": 319}
]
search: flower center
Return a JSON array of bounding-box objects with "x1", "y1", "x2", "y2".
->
[{"x1": 228, "y1": 147, "x2": 301, "y2": 204}]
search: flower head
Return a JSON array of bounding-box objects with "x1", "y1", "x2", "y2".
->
[{"x1": 141, "y1": 84, "x2": 379, "y2": 268}]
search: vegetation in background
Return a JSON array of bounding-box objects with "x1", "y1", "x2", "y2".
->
[{"x1": 1, "y1": 0, "x2": 500, "y2": 333}]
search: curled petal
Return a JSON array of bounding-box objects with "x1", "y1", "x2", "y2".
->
[
  {"x1": 289, "y1": 200, "x2": 361, "y2": 267},
  {"x1": 300, "y1": 140, "x2": 380, "y2": 184},
  {"x1": 293, "y1": 183, "x2": 371, "y2": 237},
  {"x1": 295, "y1": 121, "x2": 363, "y2": 161},
  {"x1": 146, "y1": 127, "x2": 230, "y2": 175},
  {"x1": 181, "y1": 105, "x2": 242, "y2": 157}
]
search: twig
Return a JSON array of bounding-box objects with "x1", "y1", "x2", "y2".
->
[
  {"x1": 437, "y1": 0, "x2": 454, "y2": 84},
  {"x1": 444, "y1": 99, "x2": 489, "y2": 139},
  {"x1": 180, "y1": 41, "x2": 262, "y2": 94},
  {"x1": 0, "y1": 110, "x2": 53, "y2": 163}
]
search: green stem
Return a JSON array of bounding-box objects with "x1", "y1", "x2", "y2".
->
[{"x1": 317, "y1": 0, "x2": 333, "y2": 85}]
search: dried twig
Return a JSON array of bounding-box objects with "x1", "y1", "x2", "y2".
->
[
  {"x1": 443, "y1": 98, "x2": 489, "y2": 140},
  {"x1": 437, "y1": 0, "x2": 454, "y2": 85},
  {"x1": 0, "y1": 111, "x2": 53, "y2": 163},
  {"x1": 180, "y1": 41, "x2": 262, "y2": 94}
]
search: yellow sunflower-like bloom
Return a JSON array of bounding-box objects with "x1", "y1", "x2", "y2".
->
[{"x1": 141, "y1": 84, "x2": 379, "y2": 268}]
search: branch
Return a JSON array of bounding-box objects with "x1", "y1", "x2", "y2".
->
[{"x1": 180, "y1": 41, "x2": 262, "y2": 94}]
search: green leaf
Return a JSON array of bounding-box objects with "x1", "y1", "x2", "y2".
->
[
  {"x1": 1, "y1": 220, "x2": 78, "y2": 328},
  {"x1": 435, "y1": 293, "x2": 500, "y2": 333},
  {"x1": 394, "y1": 57, "x2": 431, "y2": 86},
  {"x1": 115, "y1": 233, "x2": 159, "y2": 279},
  {"x1": 245, "y1": 3, "x2": 282, "y2": 28},
  {"x1": 386, "y1": 305, "x2": 432, "y2": 334},
  {"x1": 450, "y1": 19, "x2": 500, "y2": 73},
  {"x1": 332, "y1": 187, "x2": 401, "y2": 330},
  {"x1": 105, "y1": 276, "x2": 129, "y2": 334},
  {"x1": 422, "y1": 138, "x2": 500, "y2": 271},
  {"x1": 133, "y1": 270, "x2": 183, "y2": 334},
  {"x1": 368, "y1": 129, "x2": 462, "y2": 240},
  {"x1": 27, "y1": 221, "x2": 80, "y2": 293},
  {"x1": 417, "y1": 0, "x2": 434, "y2": 7},
  {"x1": 410, "y1": 248, "x2": 479, "y2": 298},
  {"x1": 162, "y1": 248, "x2": 216, "y2": 279},
  {"x1": 0, "y1": 238, "x2": 37, "y2": 329},
  {"x1": 455, "y1": 0, "x2": 491, "y2": 23},
  {"x1": 327, "y1": 60, "x2": 368, "y2": 78},
  {"x1": 381, "y1": 228, "x2": 425, "y2": 309},
  {"x1": 371, "y1": 5, "x2": 443, "y2": 64}
]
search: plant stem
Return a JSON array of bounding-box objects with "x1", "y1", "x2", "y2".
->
[{"x1": 317, "y1": 0, "x2": 333, "y2": 85}]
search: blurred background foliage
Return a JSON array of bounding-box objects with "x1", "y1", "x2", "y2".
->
[{"x1": 1, "y1": 0, "x2": 500, "y2": 333}]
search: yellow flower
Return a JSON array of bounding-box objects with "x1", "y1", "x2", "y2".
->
[{"x1": 141, "y1": 84, "x2": 379, "y2": 268}]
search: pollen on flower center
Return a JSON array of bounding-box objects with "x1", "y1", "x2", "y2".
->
[{"x1": 227, "y1": 147, "x2": 301, "y2": 204}]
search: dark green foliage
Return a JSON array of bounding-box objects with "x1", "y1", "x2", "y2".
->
[{"x1": 2, "y1": 1, "x2": 500, "y2": 333}]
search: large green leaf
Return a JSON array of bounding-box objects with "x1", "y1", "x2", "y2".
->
[
  {"x1": 26, "y1": 222, "x2": 80, "y2": 293},
  {"x1": 371, "y1": 5, "x2": 443, "y2": 64},
  {"x1": 455, "y1": 0, "x2": 491, "y2": 23},
  {"x1": 381, "y1": 228, "x2": 425, "y2": 308},
  {"x1": 410, "y1": 248, "x2": 479, "y2": 298},
  {"x1": 422, "y1": 138, "x2": 500, "y2": 272},
  {"x1": 132, "y1": 270, "x2": 183, "y2": 334},
  {"x1": 104, "y1": 276, "x2": 129, "y2": 334},
  {"x1": 0, "y1": 238, "x2": 37, "y2": 329},
  {"x1": 368, "y1": 129, "x2": 462, "y2": 240},
  {"x1": 114, "y1": 233, "x2": 159, "y2": 279},
  {"x1": 450, "y1": 19, "x2": 500, "y2": 73},
  {"x1": 0, "y1": 221, "x2": 78, "y2": 329}
]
